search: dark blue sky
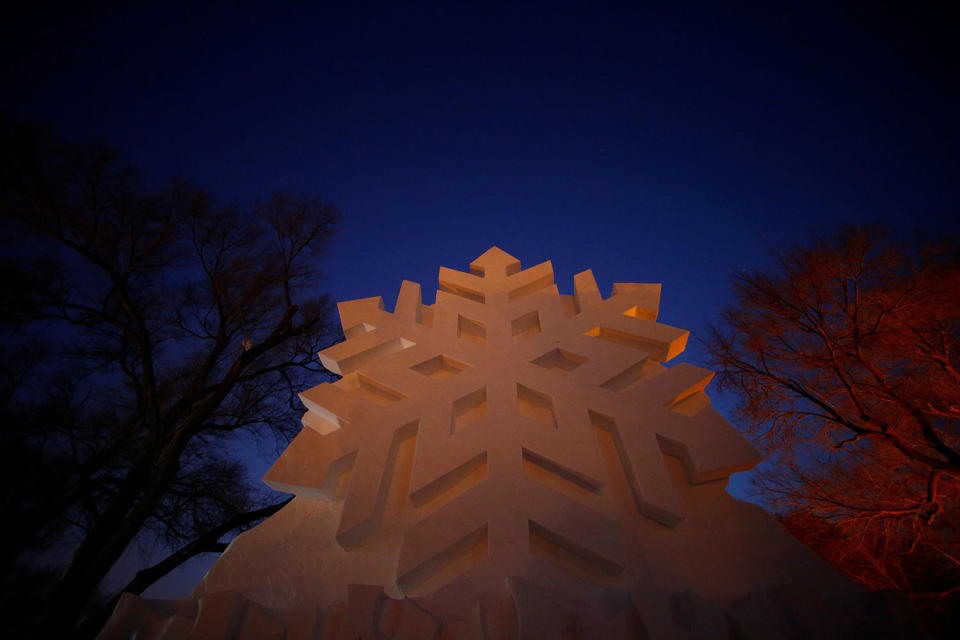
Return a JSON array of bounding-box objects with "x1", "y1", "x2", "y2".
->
[{"x1": 4, "y1": 0, "x2": 958, "y2": 598}]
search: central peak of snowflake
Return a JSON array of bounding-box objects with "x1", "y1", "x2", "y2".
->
[{"x1": 469, "y1": 246, "x2": 522, "y2": 277}]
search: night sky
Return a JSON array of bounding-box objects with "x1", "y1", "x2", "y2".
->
[{"x1": 3, "y1": 1, "x2": 958, "y2": 599}]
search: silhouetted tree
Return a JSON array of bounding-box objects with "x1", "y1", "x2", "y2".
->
[
  {"x1": 705, "y1": 226, "x2": 960, "y2": 618},
  {"x1": 0, "y1": 121, "x2": 340, "y2": 638}
]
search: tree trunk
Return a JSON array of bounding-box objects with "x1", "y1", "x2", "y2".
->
[
  {"x1": 28, "y1": 462, "x2": 157, "y2": 638},
  {"x1": 74, "y1": 496, "x2": 293, "y2": 639}
]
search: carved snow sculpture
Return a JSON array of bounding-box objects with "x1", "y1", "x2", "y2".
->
[{"x1": 100, "y1": 247, "x2": 916, "y2": 640}]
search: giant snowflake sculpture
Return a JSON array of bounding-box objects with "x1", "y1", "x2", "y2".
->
[
  {"x1": 265, "y1": 247, "x2": 758, "y2": 595},
  {"x1": 102, "y1": 248, "x2": 891, "y2": 639}
]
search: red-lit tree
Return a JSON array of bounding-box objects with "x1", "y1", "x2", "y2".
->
[
  {"x1": 706, "y1": 226, "x2": 960, "y2": 615},
  {"x1": 0, "y1": 121, "x2": 340, "y2": 638}
]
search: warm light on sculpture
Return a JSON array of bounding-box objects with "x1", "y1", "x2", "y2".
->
[{"x1": 100, "y1": 247, "x2": 909, "y2": 639}]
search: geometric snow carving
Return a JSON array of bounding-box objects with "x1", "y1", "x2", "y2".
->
[
  {"x1": 104, "y1": 247, "x2": 913, "y2": 640},
  {"x1": 264, "y1": 245, "x2": 761, "y2": 584}
]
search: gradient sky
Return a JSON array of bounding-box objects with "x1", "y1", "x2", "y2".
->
[{"x1": 3, "y1": 1, "x2": 958, "y2": 599}]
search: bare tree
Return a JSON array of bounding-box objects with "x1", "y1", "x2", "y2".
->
[
  {"x1": 705, "y1": 226, "x2": 960, "y2": 614},
  {"x1": 0, "y1": 121, "x2": 340, "y2": 638}
]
